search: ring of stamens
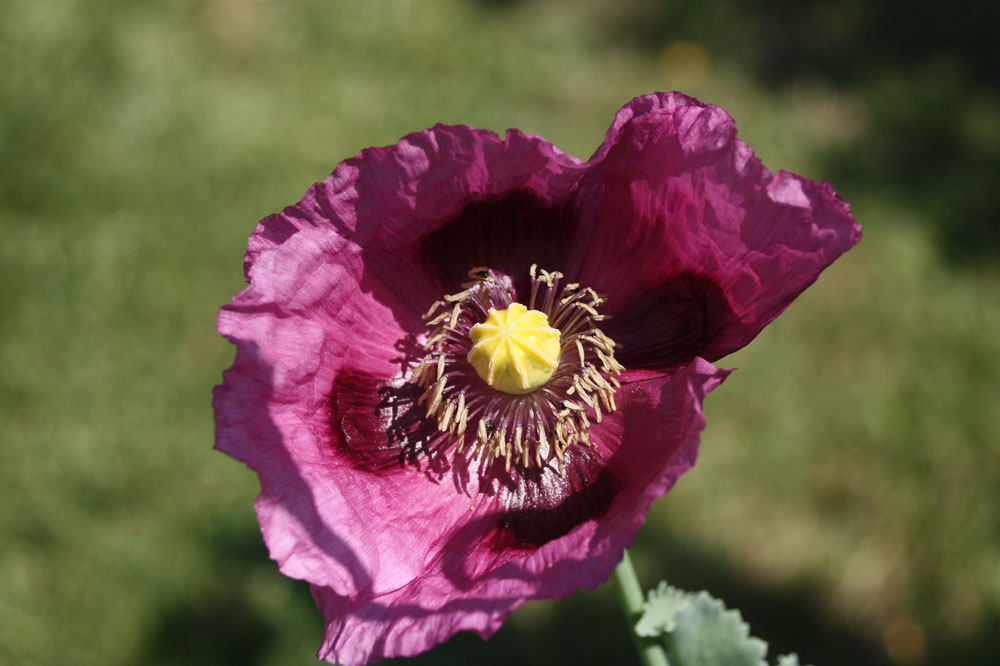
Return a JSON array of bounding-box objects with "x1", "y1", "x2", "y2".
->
[{"x1": 408, "y1": 265, "x2": 624, "y2": 474}]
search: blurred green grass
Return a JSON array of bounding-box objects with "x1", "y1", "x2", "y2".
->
[{"x1": 1, "y1": 1, "x2": 998, "y2": 665}]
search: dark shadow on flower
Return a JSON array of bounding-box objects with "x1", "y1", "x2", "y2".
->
[
  {"x1": 482, "y1": 447, "x2": 619, "y2": 549},
  {"x1": 327, "y1": 366, "x2": 456, "y2": 482},
  {"x1": 607, "y1": 271, "x2": 732, "y2": 368},
  {"x1": 221, "y1": 342, "x2": 376, "y2": 598},
  {"x1": 419, "y1": 191, "x2": 585, "y2": 293},
  {"x1": 437, "y1": 508, "x2": 597, "y2": 592},
  {"x1": 353, "y1": 190, "x2": 589, "y2": 330},
  {"x1": 439, "y1": 388, "x2": 681, "y2": 591},
  {"x1": 323, "y1": 364, "x2": 643, "y2": 593},
  {"x1": 326, "y1": 363, "x2": 618, "y2": 514},
  {"x1": 377, "y1": 382, "x2": 454, "y2": 480},
  {"x1": 391, "y1": 331, "x2": 424, "y2": 374}
]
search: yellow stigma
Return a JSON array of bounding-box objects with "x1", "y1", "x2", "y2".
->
[{"x1": 467, "y1": 303, "x2": 561, "y2": 394}]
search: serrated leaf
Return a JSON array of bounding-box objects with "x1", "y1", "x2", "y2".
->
[
  {"x1": 665, "y1": 591, "x2": 769, "y2": 666},
  {"x1": 635, "y1": 585, "x2": 813, "y2": 666},
  {"x1": 635, "y1": 581, "x2": 693, "y2": 637}
]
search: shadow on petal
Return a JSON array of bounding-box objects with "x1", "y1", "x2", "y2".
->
[{"x1": 215, "y1": 342, "x2": 375, "y2": 597}]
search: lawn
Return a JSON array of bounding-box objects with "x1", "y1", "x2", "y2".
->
[{"x1": 1, "y1": 1, "x2": 997, "y2": 665}]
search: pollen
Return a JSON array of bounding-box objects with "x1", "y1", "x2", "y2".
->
[{"x1": 467, "y1": 303, "x2": 561, "y2": 394}]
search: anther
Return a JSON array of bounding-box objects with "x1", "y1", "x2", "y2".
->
[
  {"x1": 439, "y1": 400, "x2": 455, "y2": 431},
  {"x1": 422, "y1": 301, "x2": 441, "y2": 320},
  {"x1": 408, "y1": 264, "x2": 624, "y2": 475}
]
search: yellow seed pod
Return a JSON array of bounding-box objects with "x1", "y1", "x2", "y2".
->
[{"x1": 467, "y1": 303, "x2": 561, "y2": 394}]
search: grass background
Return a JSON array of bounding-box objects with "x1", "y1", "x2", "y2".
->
[{"x1": 2, "y1": 1, "x2": 998, "y2": 665}]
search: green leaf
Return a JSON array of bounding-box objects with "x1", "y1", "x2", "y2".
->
[
  {"x1": 635, "y1": 584, "x2": 813, "y2": 666},
  {"x1": 635, "y1": 582, "x2": 693, "y2": 637},
  {"x1": 667, "y1": 591, "x2": 768, "y2": 666}
]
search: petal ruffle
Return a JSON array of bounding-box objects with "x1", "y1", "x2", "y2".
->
[
  {"x1": 308, "y1": 359, "x2": 728, "y2": 666},
  {"x1": 581, "y1": 92, "x2": 861, "y2": 366},
  {"x1": 244, "y1": 125, "x2": 590, "y2": 292},
  {"x1": 216, "y1": 92, "x2": 859, "y2": 666},
  {"x1": 216, "y1": 226, "x2": 432, "y2": 593}
]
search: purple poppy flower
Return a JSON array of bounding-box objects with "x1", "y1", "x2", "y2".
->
[{"x1": 214, "y1": 92, "x2": 860, "y2": 665}]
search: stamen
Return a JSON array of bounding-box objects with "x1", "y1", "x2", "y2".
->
[
  {"x1": 427, "y1": 376, "x2": 445, "y2": 415},
  {"x1": 407, "y1": 265, "x2": 624, "y2": 475},
  {"x1": 456, "y1": 392, "x2": 467, "y2": 434},
  {"x1": 426, "y1": 311, "x2": 449, "y2": 326},
  {"x1": 529, "y1": 264, "x2": 540, "y2": 310},
  {"x1": 536, "y1": 423, "x2": 548, "y2": 467},
  {"x1": 439, "y1": 400, "x2": 455, "y2": 432},
  {"x1": 422, "y1": 301, "x2": 442, "y2": 320}
]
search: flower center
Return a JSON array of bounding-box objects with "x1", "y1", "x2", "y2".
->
[
  {"x1": 408, "y1": 265, "x2": 624, "y2": 473},
  {"x1": 467, "y1": 303, "x2": 561, "y2": 395}
]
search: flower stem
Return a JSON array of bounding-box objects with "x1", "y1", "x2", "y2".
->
[{"x1": 613, "y1": 550, "x2": 670, "y2": 666}]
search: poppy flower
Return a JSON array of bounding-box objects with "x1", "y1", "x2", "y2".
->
[{"x1": 214, "y1": 92, "x2": 860, "y2": 665}]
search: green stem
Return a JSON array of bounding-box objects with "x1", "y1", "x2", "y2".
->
[{"x1": 614, "y1": 550, "x2": 670, "y2": 666}]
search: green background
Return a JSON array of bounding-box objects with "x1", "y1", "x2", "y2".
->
[{"x1": 2, "y1": 1, "x2": 998, "y2": 664}]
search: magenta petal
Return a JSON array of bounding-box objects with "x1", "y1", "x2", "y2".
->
[
  {"x1": 305, "y1": 359, "x2": 728, "y2": 666},
  {"x1": 582, "y1": 92, "x2": 861, "y2": 364},
  {"x1": 216, "y1": 92, "x2": 859, "y2": 666},
  {"x1": 244, "y1": 125, "x2": 588, "y2": 282},
  {"x1": 215, "y1": 227, "x2": 430, "y2": 591}
]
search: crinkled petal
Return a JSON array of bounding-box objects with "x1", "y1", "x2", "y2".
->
[
  {"x1": 244, "y1": 125, "x2": 590, "y2": 290},
  {"x1": 216, "y1": 226, "x2": 432, "y2": 593},
  {"x1": 581, "y1": 92, "x2": 861, "y2": 366},
  {"x1": 308, "y1": 359, "x2": 729, "y2": 666},
  {"x1": 216, "y1": 91, "x2": 859, "y2": 666}
]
